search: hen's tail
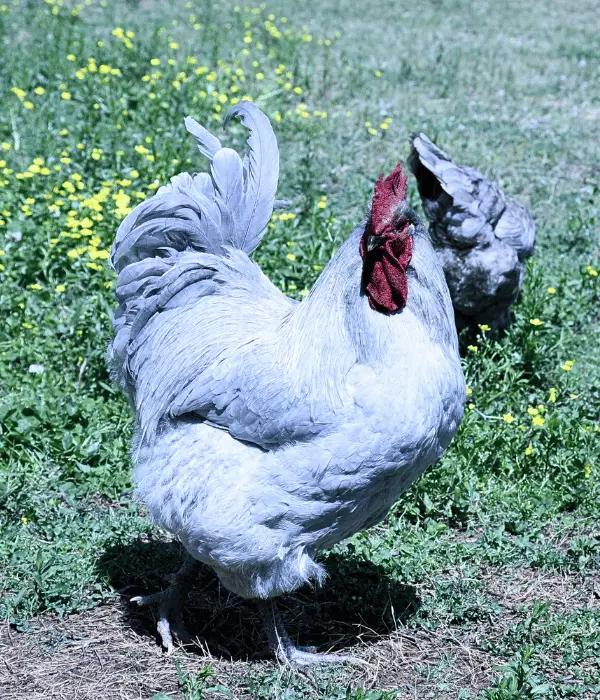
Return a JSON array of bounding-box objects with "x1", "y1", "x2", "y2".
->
[
  {"x1": 409, "y1": 132, "x2": 535, "y2": 259},
  {"x1": 408, "y1": 132, "x2": 505, "y2": 248},
  {"x1": 108, "y1": 101, "x2": 279, "y2": 392}
]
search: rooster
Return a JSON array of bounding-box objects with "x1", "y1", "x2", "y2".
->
[
  {"x1": 409, "y1": 133, "x2": 535, "y2": 331},
  {"x1": 108, "y1": 102, "x2": 465, "y2": 667}
]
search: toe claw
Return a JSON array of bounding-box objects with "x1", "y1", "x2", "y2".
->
[{"x1": 157, "y1": 617, "x2": 175, "y2": 654}]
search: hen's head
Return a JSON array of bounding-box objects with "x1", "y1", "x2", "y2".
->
[{"x1": 360, "y1": 163, "x2": 414, "y2": 314}]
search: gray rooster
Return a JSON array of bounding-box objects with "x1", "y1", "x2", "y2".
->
[
  {"x1": 409, "y1": 133, "x2": 535, "y2": 331},
  {"x1": 108, "y1": 102, "x2": 465, "y2": 667}
]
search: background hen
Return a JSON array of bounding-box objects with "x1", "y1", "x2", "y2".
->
[
  {"x1": 108, "y1": 102, "x2": 465, "y2": 667},
  {"x1": 409, "y1": 133, "x2": 536, "y2": 331}
]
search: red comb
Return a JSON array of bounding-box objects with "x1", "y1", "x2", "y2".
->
[{"x1": 370, "y1": 163, "x2": 408, "y2": 235}]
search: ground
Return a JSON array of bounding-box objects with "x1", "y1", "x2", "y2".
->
[{"x1": 0, "y1": 0, "x2": 598, "y2": 698}]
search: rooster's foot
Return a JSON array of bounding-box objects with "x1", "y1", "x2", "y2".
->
[
  {"x1": 131, "y1": 556, "x2": 200, "y2": 654},
  {"x1": 259, "y1": 601, "x2": 369, "y2": 670}
]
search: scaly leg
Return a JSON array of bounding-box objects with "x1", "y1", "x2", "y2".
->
[
  {"x1": 131, "y1": 555, "x2": 201, "y2": 654},
  {"x1": 259, "y1": 600, "x2": 369, "y2": 669}
]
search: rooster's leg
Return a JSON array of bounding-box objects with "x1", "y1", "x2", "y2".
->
[
  {"x1": 259, "y1": 601, "x2": 368, "y2": 669},
  {"x1": 131, "y1": 555, "x2": 200, "y2": 654}
]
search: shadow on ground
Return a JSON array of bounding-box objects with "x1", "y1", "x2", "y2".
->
[{"x1": 97, "y1": 536, "x2": 419, "y2": 661}]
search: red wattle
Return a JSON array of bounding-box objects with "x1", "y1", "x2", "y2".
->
[{"x1": 360, "y1": 227, "x2": 413, "y2": 313}]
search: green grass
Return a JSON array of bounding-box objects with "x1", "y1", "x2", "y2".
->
[{"x1": 0, "y1": 0, "x2": 599, "y2": 697}]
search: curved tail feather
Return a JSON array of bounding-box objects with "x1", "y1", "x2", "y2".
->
[{"x1": 108, "y1": 102, "x2": 280, "y2": 395}]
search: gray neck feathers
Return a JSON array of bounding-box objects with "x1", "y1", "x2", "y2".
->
[{"x1": 284, "y1": 217, "x2": 458, "y2": 370}]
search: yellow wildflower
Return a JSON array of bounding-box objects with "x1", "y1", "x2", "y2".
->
[
  {"x1": 503, "y1": 413, "x2": 514, "y2": 424},
  {"x1": 530, "y1": 318, "x2": 543, "y2": 326}
]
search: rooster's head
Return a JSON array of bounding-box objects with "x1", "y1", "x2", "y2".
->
[{"x1": 360, "y1": 163, "x2": 414, "y2": 314}]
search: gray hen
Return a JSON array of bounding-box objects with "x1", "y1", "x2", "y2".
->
[
  {"x1": 409, "y1": 133, "x2": 535, "y2": 330},
  {"x1": 108, "y1": 102, "x2": 465, "y2": 667}
]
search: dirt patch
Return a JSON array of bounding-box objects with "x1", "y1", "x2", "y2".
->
[
  {"x1": 1, "y1": 567, "x2": 597, "y2": 699},
  {"x1": 0, "y1": 602, "x2": 495, "y2": 700}
]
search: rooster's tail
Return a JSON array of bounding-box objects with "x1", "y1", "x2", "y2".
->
[{"x1": 108, "y1": 101, "x2": 279, "y2": 393}]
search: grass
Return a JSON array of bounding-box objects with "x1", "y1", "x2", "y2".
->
[{"x1": 0, "y1": 0, "x2": 598, "y2": 697}]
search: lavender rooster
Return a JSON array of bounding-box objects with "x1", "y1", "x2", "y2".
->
[
  {"x1": 409, "y1": 133, "x2": 535, "y2": 331},
  {"x1": 108, "y1": 102, "x2": 465, "y2": 667}
]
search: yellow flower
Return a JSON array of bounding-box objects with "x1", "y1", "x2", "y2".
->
[
  {"x1": 67, "y1": 54, "x2": 76, "y2": 61},
  {"x1": 549, "y1": 387, "x2": 557, "y2": 403},
  {"x1": 503, "y1": 413, "x2": 514, "y2": 424},
  {"x1": 293, "y1": 86, "x2": 303, "y2": 94},
  {"x1": 34, "y1": 87, "x2": 45, "y2": 95},
  {"x1": 55, "y1": 284, "x2": 66, "y2": 293},
  {"x1": 21, "y1": 516, "x2": 28, "y2": 525},
  {"x1": 530, "y1": 318, "x2": 543, "y2": 326},
  {"x1": 466, "y1": 385, "x2": 473, "y2": 396},
  {"x1": 584, "y1": 464, "x2": 592, "y2": 478},
  {"x1": 524, "y1": 444, "x2": 534, "y2": 456},
  {"x1": 561, "y1": 360, "x2": 574, "y2": 371},
  {"x1": 547, "y1": 287, "x2": 556, "y2": 294},
  {"x1": 317, "y1": 199, "x2": 327, "y2": 209},
  {"x1": 478, "y1": 323, "x2": 491, "y2": 332},
  {"x1": 467, "y1": 345, "x2": 478, "y2": 353},
  {"x1": 532, "y1": 415, "x2": 545, "y2": 427},
  {"x1": 61, "y1": 91, "x2": 72, "y2": 100},
  {"x1": 169, "y1": 41, "x2": 179, "y2": 50},
  {"x1": 527, "y1": 407, "x2": 539, "y2": 416},
  {"x1": 286, "y1": 253, "x2": 296, "y2": 262},
  {"x1": 28, "y1": 283, "x2": 42, "y2": 290},
  {"x1": 11, "y1": 87, "x2": 26, "y2": 100},
  {"x1": 1, "y1": 142, "x2": 10, "y2": 150},
  {"x1": 23, "y1": 101, "x2": 34, "y2": 110},
  {"x1": 587, "y1": 266, "x2": 598, "y2": 277}
]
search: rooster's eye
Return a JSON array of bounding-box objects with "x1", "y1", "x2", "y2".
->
[{"x1": 366, "y1": 235, "x2": 385, "y2": 252}]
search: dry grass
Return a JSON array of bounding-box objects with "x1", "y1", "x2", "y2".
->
[{"x1": 2, "y1": 567, "x2": 597, "y2": 699}]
